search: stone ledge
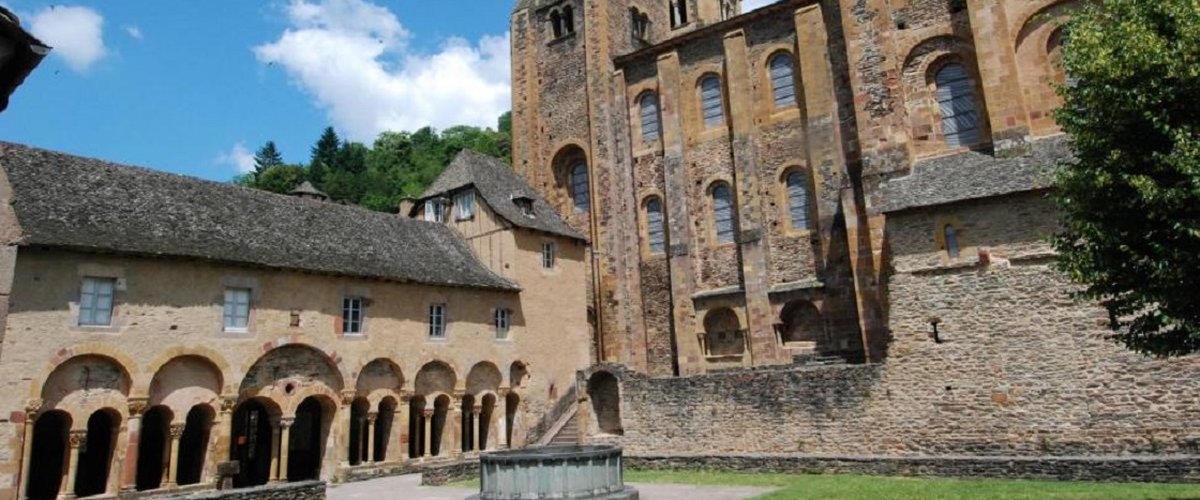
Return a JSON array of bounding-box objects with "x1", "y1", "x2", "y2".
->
[
  {"x1": 136, "y1": 481, "x2": 325, "y2": 500},
  {"x1": 625, "y1": 453, "x2": 1200, "y2": 483}
]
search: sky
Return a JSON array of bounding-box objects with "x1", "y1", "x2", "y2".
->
[{"x1": 1, "y1": 0, "x2": 777, "y2": 181}]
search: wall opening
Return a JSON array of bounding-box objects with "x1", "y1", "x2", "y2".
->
[
  {"x1": 374, "y1": 397, "x2": 396, "y2": 462},
  {"x1": 480, "y1": 394, "x2": 497, "y2": 451},
  {"x1": 460, "y1": 394, "x2": 476, "y2": 453},
  {"x1": 287, "y1": 397, "x2": 327, "y2": 482},
  {"x1": 505, "y1": 393, "x2": 520, "y2": 447},
  {"x1": 177, "y1": 405, "x2": 214, "y2": 486},
  {"x1": 408, "y1": 396, "x2": 427, "y2": 458},
  {"x1": 76, "y1": 409, "x2": 119, "y2": 497},
  {"x1": 781, "y1": 301, "x2": 823, "y2": 346},
  {"x1": 26, "y1": 410, "x2": 69, "y2": 500},
  {"x1": 348, "y1": 398, "x2": 369, "y2": 466},
  {"x1": 136, "y1": 406, "x2": 171, "y2": 491},
  {"x1": 231, "y1": 399, "x2": 273, "y2": 488},
  {"x1": 587, "y1": 371, "x2": 623, "y2": 435},
  {"x1": 432, "y1": 395, "x2": 451, "y2": 456}
]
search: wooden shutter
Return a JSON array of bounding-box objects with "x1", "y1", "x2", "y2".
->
[
  {"x1": 712, "y1": 184, "x2": 735, "y2": 243},
  {"x1": 770, "y1": 54, "x2": 797, "y2": 108},
  {"x1": 640, "y1": 93, "x2": 660, "y2": 142},
  {"x1": 571, "y1": 163, "x2": 589, "y2": 213},
  {"x1": 935, "y1": 63, "x2": 980, "y2": 147},
  {"x1": 701, "y1": 76, "x2": 724, "y2": 127},
  {"x1": 786, "y1": 171, "x2": 810, "y2": 230},
  {"x1": 646, "y1": 197, "x2": 665, "y2": 254}
]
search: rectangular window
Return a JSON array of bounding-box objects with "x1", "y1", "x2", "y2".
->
[
  {"x1": 429, "y1": 303, "x2": 446, "y2": 338},
  {"x1": 495, "y1": 308, "x2": 511, "y2": 339},
  {"x1": 224, "y1": 287, "x2": 251, "y2": 331},
  {"x1": 79, "y1": 277, "x2": 116, "y2": 326},
  {"x1": 425, "y1": 200, "x2": 446, "y2": 223},
  {"x1": 342, "y1": 297, "x2": 364, "y2": 335},
  {"x1": 542, "y1": 242, "x2": 557, "y2": 269},
  {"x1": 455, "y1": 191, "x2": 475, "y2": 220}
]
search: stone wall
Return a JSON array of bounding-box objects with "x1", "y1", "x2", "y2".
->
[{"x1": 140, "y1": 481, "x2": 325, "y2": 500}]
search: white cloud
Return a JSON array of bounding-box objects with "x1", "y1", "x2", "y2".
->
[
  {"x1": 218, "y1": 142, "x2": 256, "y2": 174},
  {"x1": 124, "y1": 25, "x2": 142, "y2": 40},
  {"x1": 255, "y1": 0, "x2": 511, "y2": 142},
  {"x1": 742, "y1": 0, "x2": 777, "y2": 12},
  {"x1": 29, "y1": 5, "x2": 107, "y2": 73}
]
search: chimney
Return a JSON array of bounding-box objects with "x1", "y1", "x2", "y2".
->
[{"x1": 398, "y1": 197, "x2": 416, "y2": 217}]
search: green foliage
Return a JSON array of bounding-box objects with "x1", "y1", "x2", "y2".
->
[
  {"x1": 253, "y1": 141, "x2": 285, "y2": 176},
  {"x1": 1052, "y1": 0, "x2": 1200, "y2": 356},
  {"x1": 232, "y1": 114, "x2": 512, "y2": 213}
]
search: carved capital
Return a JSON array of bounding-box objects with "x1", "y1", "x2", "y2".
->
[
  {"x1": 421, "y1": 409, "x2": 435, "y2": 418},
  {"x1": 340, "y1": 390, "x2": 357, "y2": 407},
  {"x1": 220, "y1": 396, "x2": 238, "y2": 413},
  {"x1": 279, "y1": 417, "x2": 295, "y2": 429},
  {"x1": 127, "y1": 398, "x2": 150, "y2": 417},
  {"x1": 69, "y1": 430, "x2": 88, "y2": 448},
  {"x1": 471, "y1": 406, "x2": 483, "y2": 415},
  {"x1": 169, "y1": 423, "x2": 186, "y2": 439},
  {"x1": 366, "y1": 412, "x2": 378, "y2": 424},
  {"x1": 24, "y1": 399, "x2": 44, "y2": 419}
]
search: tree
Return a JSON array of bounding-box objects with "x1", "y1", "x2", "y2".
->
[
  {"x1": 310, "y1": 127, "x2": 340, "y2": 186},
  {"x1": 253, "y1": 141, "x2": 285, "y2": 176},
  {"x1": 1052, "y1": 0, "x2": 1200, "y2": 356},
  {"x1": 254, "y1": 165, "x2": 308, "y2": 195}
]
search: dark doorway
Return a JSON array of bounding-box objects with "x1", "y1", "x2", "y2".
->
[
  {"x1": 460, "y1": 394, "x2": 475, "y2": 453},
  {"x1": 287, "y1": 397, "x2": 325, "y2": 482},
  {"x1": 75, "y1": 410, "x2": 118, "y2": 497},
  {"x1": 408, "y1": 397, "x2": 426, "y2": 458},
  {"x1": 26, "y1": 410, "x2": 69, "y2": 500},
  {"x1": 505, "y1": 393, "x2": 519, "y2": 447},
  {"x1": 480, "y1": 394, "x2": 496, "y2": 451},
  {"x1": 347, "y1": 398, "x2": 367, "y2": 465},
  {"x1": 374, "y1": 398, "x2": 395, "y2": 462},
  {"x1": 231, "y1": 400, "x2": 273, "y2": 488},
  {"x1": 177, "y1": 405, "x2": 214, "y2": 486},
  {"x1": 587, "y1": 371, "x2": 623, "y2": 435},
  {"x1": 431, "y1": 396, "x2": 450, "y2": 456},
  {"x1": 136, "y1": 406, "x2": 171, "y2": 491}
]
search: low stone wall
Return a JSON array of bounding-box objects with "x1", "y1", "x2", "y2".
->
[
  {"x1": 135, "y1": 481, "x2": 325, "y2": 500},
  {"x1": 627, "y1": 454, "x2": 1200, "y2": 483},
  {"x1": 419, "y1": 460, "x2": 481, "y2": 486}
]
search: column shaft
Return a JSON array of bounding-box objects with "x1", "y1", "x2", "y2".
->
[{"x1": 278, "y1": 420, "x2": 293, "y2": 481}]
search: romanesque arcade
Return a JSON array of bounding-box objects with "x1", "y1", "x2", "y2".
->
[{"x1": 19, "y1": 343, "x2": 529, "y2": 499}]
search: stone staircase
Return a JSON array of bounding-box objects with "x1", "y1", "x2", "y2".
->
[
  {"x1": 792, "y1": 350, "x2": 867, "y2": 366},
  {"x1": 548, "y1": 412, "x2": 580, "y2": 446}
]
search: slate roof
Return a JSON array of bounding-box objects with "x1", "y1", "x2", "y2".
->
[
  {"x1": 0, "y1": 142, "x2": 519, "y2": 291},
  {"x1": 419, "y1": 150, "x2": 587, "y2": 242},
  {"x1": 879, "y1": 135, "x2": 1071, "y2": 213}
]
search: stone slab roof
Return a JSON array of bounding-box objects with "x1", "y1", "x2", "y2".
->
[
  {"x1": 879, "y1": 135, "x2": 1071, "y2": 213},
  {"x1": 0, "y1": 142, "x2": 519, "y2": 291},
  {"x1": 420, "y1": 150, "x2": 587, "y2": 242}
]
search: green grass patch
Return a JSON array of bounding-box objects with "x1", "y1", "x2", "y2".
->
[{"x1": 624, "y1": 469, "x2": 1200, "y2": 499}]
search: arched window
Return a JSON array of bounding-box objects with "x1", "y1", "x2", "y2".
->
[
  {"x1": 703, "y1": 308, "x2": 745, "y2": 356},
  {"x1": 562, "y1": 5, "x2": 576, "y2": 35},
  {"x1": 571, "y1": 163, "x2": 590, "y2": 213},
  {"x1": 669, "y1": 0, "x2": 688, "y2": 28},
  {"x1": 934, "y1": 63, "x2": 981, "y2": 148},
  {"x1": 711, "y1": 182, "x2": 735, "y2": 244},
  {"x1": 700, "y1": 75, "x2": 724, "y2": 128},
  {"x1": 944, "y1": 224, "x2": 961, "y2": 259},
  {"x1": 769, "y1": 53, "x2": 797, "y2": 109},
  {"x1": 631, "y1": 8, "x2": 650, "y2": 41},
  {"x1": 785, "y1": 170, "x2": 810, "y2": 231},
  {"x1": 639, "y1": 92, "x2": 661, "y2": 142},
  {"x1": 550, "y1": 10, "x2": 563, "y2": 38},
  {"x1": 645, "y1": 196, "x2": 666, "y2": 255}
]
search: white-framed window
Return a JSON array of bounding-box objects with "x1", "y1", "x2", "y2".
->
[
  {"x1": 571, "y1": 163, "x2": 590, "y2": 213},
  {"x1": 495, "y1": 308, "x2": 512, "y2": 339},
  {"x1": 79, "y1": 277, "x2": 116, "y2": 326},
  {"x1": 223, "y1": 287, "x2": 251, "y2": 332},
  {"x1": 343, "y1": 297, "x2": 364, "y2": 335},
  {"x1": 425, "y1": 200, "x2": 446, "y2": 223},
  {"x1": 669, "y1": 0, "x2": 688, "y2": 28},
  {"x1": 455, "y1": 191, "x2": 475, "y2": 220},
  {"x1": 769, "y1": 53, "x2": 797, "y2": 109},
  {"x1": 429, "y1": 303, "x2": 446, "y2": 338},
  {"x1": 700, "y1": 75, "x2": 725, "y2": 128},
  {"x1": 542, "y1": 242, "x2": 557, "y2": 269}
]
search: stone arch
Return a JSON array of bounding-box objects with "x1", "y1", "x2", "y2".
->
[
  {"x1": 148, "y1": 355, "x2": 223, "y2": 419},
  {"x1": 26, "y1": 410, "x2": 71, "y2": 500},
  {"x1": 239, "y1": 337, "x2": 350, "y2": 386},
  {"x1": 901, "y1": 35, "x2": 991, "y2": 155},
  {"x1": 586, "y1": 371, "x2": 622, "y2": 435},
  {"x1": 414, "y1": 361, "x2": 457, "y2": 396},
  {"x1": 239, "y1": 344, "x2": 345, "y2": 417},
  {"x1": 176, "y1": 404, "x2": 215, "y2": 487},
  {"x1": 781, "y1": 300, "x2": 824, "y2": 346},
  {"x1": 76, "y1": 408, "x2": 122, "y2": 497},
  {"x1": 374, "y1": 396, "x2": 398, "y2": 462},
  {"x1": 41, "y1": 354, "x2": 133, "y2": 424},
  {"x1": 1014, "y1": 0, "x2": 1080, "y2": 136},
  {"x1": 508, "y1": 361, "x2": 530, "y2": 389},
  {"x1": 552, "y1": 144, "x2": 591, "y2": 216},
  {"x1": 229, "y1": 397, "x2": 281, "y2": 488},
  {"x1": 466, "y1": 362, "x2": 502, "y2": 396},
  {"x1": 141, "y1": 347, "x2": 232, "y2": 395},
  {"x1": 702, "y1": 308, "x2": 746, "y2": 357},
  {"x1": 287, "y1": 395, "x2": 336, "y2": 482},
  {"x1": 33, "y1": 344, "x2": 138, "y2": 398},
  {"x1": 356, "y1": 358, "x2": 404, "y2": 407}
]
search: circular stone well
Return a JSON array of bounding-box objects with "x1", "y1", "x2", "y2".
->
[{"x1": 470, "y1": 445, "x2": 638, "y2": 500}]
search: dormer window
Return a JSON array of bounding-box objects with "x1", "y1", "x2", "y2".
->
[
  {"x1": 513, "y1": 195, "x2": 535, "y2": 217},
  {"x1": 425, "y1": 198, "x2": 447, "y2": 223}
]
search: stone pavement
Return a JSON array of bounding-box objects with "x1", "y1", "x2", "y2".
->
[{"x1": 327, "y1": 474, "x2": 777, "y2": 500}]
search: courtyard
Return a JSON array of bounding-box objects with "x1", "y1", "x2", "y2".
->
[{"x1": 328, "y1": 470, "x2": 1200, "y2": 500}]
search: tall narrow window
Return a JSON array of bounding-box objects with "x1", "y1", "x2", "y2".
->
[
  {"x1": 700, "y1": 75, "x2": 725, "y2": 128},
  {"x1": 455, "y1": 191, "x2": 475, "y2": 220},
  {"x1": 342, "y1": 297, "x2": 364, "y2": 335},
  {"x1": 934, "y1": 63, "x2": 981, "y2": 148},
  {"x1": 495, "y1": 308, "x2": 512, "y2": 340},
  {"x1": 944, "y1": 225, "x2": 961, "y2": 259},
  {"x1": 639, "y1": 92, "x2": 661, "y2": 142},
  {"x1": 711, "y1": 183, "x2": 735, "y2": 244},
  {"x1": 669, "y1": 0, "x2": 688, "y2": 28},
  {"x1": 224, "y1": 288, "x2": 251, "y2": 332},
  {"x1": 769, "y1": 53, "x2": 797, "y2": 109},
  {"x1": 631, "y1": 9, "x2": 650, "y2": 41},
  {"x1": 562, "y1": 5, "x2": 575, "y2": 35},
  {"x1": 570, "y1": 163, "x2": 590, "y2": 213},
  {"x1": 429, "y1": 303, "x2": 446, "y2": 338},
  {"x1": 550, "y1": 10, "x2": 563, "y2": 38},
  {"x1": 786, "y1": 171, "x2": 810, "y2": 231},
  {"x1": 645, "y1": 197, "x2": 666, "y2": 255},
  {"x1": 425, "y1": 200, "x2": 446, "y2": 223},
  {"x1": 79, "y1": 277, "x2": 116, "y2": 326},
  {"x1": 542, "y1": 242, "x2": 557, "y2": 269}
]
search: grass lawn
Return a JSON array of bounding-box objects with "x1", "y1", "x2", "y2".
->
[
  {"x1": 624, "y1": 470, "x2": 1200, "y2": 499},
  {"x1": 447, "y1": 470, "x2": 1200, "y2": 499}
]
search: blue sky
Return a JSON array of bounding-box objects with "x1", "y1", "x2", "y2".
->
[{"x1": 1, "y1": 0, "x2": 775, "y2": 181}]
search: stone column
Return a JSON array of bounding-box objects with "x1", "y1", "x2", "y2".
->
[
  {"x1": 365, "y1": 412, "x2": 378, "y2": 463},
  {"x1": 497, "y1": 390, "x2": 510, "y2": 450},
  {"x1": 119, "y1": 399, "x2": 148, "y2": 492},
  {"x1": 60, "y1": 430, "x2": 87, "y2": 499},
  {"x1": 421, "y1": 409, "x2": 433, "y2": 458},
  {"x1": 17, "y1": 399, "x2": 43, "y2": 500},
  {"x1": 448, "y1": 396, "x2": 463, "y2": 458},
  {"x1": 268, "y1": 418, "x2": 282, "y2": 484},
  {"x1": 164, "y1": 423, "x2": 185, "y2": 487},
  {"x1": 212, "y1": 397, "x2": 237, "y2": 487},
  {"x1": 471, "y1": 407, "x2": 481, "y2": 452},
  {"x1": 278, "y1": 418, "x2": 294, "y2": 482},
  {"x1": 397, "y1": 396, "x2": 410, "y2": 461}
]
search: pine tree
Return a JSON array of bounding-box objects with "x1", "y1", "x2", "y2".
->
[
  {"x1": 309, "y1": 127, "x2": 340, "y2": 186},
  {"x1": 253, "y1": 141, "x2": 285, "y2": 176}
]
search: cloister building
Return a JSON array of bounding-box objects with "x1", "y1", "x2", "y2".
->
[{"x1": 0, "y1": 144, "x2": 591, "y2": 499}]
